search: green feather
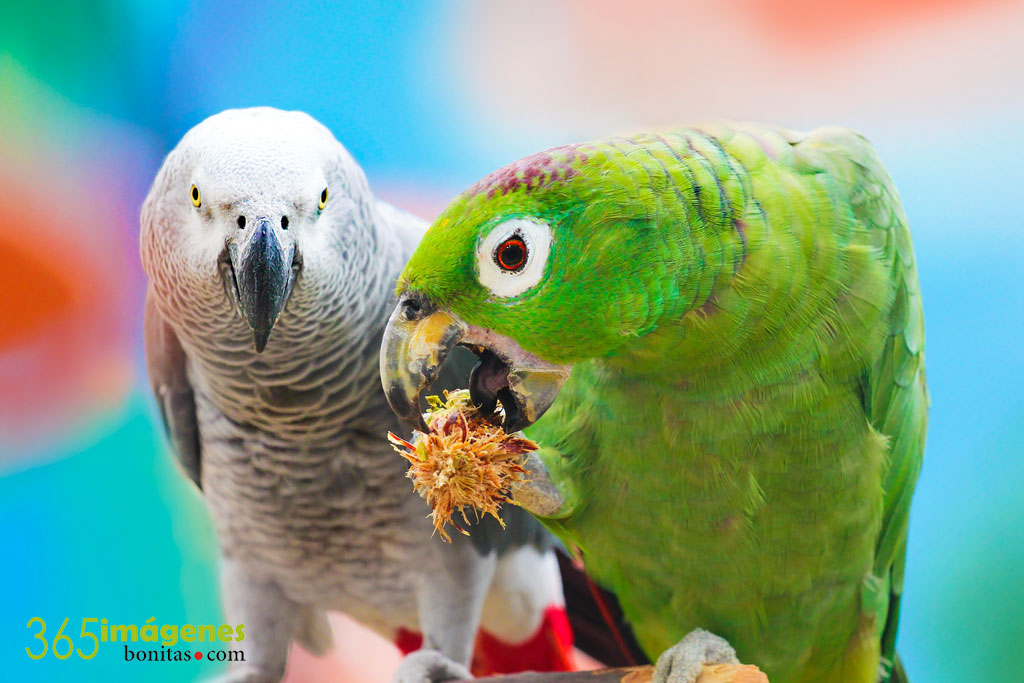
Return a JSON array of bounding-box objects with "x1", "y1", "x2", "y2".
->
[{"x1": 400, "y1": 123, "x2": 926, "y2": 683}]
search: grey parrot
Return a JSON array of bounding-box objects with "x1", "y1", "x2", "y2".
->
[{"x1": 140, "y1": 107, "x2": 575, "y2": 682}]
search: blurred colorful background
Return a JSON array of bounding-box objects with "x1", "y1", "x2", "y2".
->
[{"x1": 1, "y1": 1, "x2": 1022, "y2": 681}]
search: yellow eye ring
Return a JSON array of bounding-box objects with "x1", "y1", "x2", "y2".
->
[
  {"x1": 318, "y1": 187, "x2": 328, "y2": 210},
  {"x1": 190, "y1": 184, "x2": 201, "y2": 207}
]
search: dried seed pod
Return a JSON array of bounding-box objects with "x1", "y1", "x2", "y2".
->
[{"x1": 388, "y1": 389, "x2": 537, "y2": 542}]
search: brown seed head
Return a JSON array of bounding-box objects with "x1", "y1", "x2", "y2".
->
[{"x1": 388, "y1": 390, "x2": 536, "y2": 542}]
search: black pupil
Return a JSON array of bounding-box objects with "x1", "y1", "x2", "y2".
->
[
  {"x1": 499, "y1": 240, "x2": 525, "y2": 270},
  {"x1": 321, "y1": 190, "x2": 327, "y2": 203},
  {"x1": 191, "y1": 187, "x2": 198, "y2": 200}
]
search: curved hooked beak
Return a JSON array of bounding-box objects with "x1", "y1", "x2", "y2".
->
[
  {"x1": 380, "y1": 292, "x2": 570, "y2": 433},
  {"x1": 225, "y1": 217, "x2": 298, "y2": 353}
]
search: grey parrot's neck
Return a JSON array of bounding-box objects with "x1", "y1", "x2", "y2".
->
[{"x1": 170, "y1": 209, "x2": 409, "y2": 441}]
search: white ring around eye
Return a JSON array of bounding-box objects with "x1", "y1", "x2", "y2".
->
[{"x1": 476, "y1": 217, "x2": 552, "y2": 298}]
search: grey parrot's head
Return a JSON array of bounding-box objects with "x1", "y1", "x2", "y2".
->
[{"x1": 145, "y1": 107, "x2": 375, "y2": 352}]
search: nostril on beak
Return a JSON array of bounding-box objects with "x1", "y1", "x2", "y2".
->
[
  {"x1": 281, "y1": 216, "x2": 289, "y2": 230},
  {"x1": 237, "y1": 215, "x2": 246, "y2": 229},
  {"x1": 400, "y1": 297, "x2": 422, "y2": 322}
]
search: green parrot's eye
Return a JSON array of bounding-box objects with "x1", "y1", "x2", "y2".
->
[
  {"x1": 190, "y1": 184, "x2": 201, "y2": 207},
  {"x1": 495, "y1": 236, "x2": 528, "y2": 272},
  {"x1": 476, "y1": 217, "x2": 551, "y2": 298},
  {"x1": 318, "y1": 187, "x2": 329, "y2": 210}
]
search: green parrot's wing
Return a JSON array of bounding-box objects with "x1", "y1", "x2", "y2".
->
[
  {"x1": 820, "y1": 129, "x2": 927, "y2": 681},
  {"x1": 144, "y1": 288, "x2": 202, "y2": 489}
]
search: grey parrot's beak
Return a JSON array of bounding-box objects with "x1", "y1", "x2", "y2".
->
[
  {"x1": 380, "y1": 292, "x2": 570, "y2": 433},
  {"x1": 228, "y1": 217, "x2": 296, "y2": 353}
]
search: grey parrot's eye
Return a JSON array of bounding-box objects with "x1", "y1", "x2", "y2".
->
[
  {"x1": 318, "y1": 187, "x2": 329, "y2": 210},
  {"x1": 190, "y1": 184, "x2": 201, "y2": 208}
]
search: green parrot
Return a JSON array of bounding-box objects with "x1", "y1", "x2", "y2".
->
[{"x1": 380, "y1": 123, "x2": 926, "y2": 683}]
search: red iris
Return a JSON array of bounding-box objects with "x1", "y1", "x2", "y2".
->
[{"x1": 495, "y1": 237, "x2": 527, "y2": 271}]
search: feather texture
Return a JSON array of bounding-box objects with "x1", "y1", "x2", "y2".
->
[
  {"x1": 400, "y1": 123, "x2": 927, "y2": 683},
  {"x1": 141, "y1": 108, "x2": 569, "y2": 676}
]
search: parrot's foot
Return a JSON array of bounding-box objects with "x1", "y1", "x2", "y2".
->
[
  {"x1": 391, "y1": 649, "x2": 472, "y2": 683},
  {"x1": 653, "y1": 628, "x2": 740, "y2": 683},
  {"x1": 208, "y1": 666, "x2": 283, "y2": 683}
]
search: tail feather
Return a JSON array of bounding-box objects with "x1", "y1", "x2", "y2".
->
[
  {"x1": 474, "y1": 545, "x2": 575, "y2": 674},
  {"x1": 556, "y1": 549, "x2": 649, "y2": 667},
  {"x1": 472, "y1": 605, "x2": 574, "y2": 676},
  {"x1": 890, "y1": 654, "x2": 908, "y2": 683},
  {"x1": 393, "y1": 607, "x2": 574, "y2": 676},
  {"x1": 394, "y1": 546, "x2": 576, "y2": 676}
]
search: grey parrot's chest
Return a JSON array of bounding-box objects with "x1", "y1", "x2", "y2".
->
[{"x1": 186, "y1": 324, "x2": 433, "y2": 629}]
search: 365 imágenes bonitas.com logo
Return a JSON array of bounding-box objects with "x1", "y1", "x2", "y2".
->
[{"x1": 25, "y1": 617, "x2": 246, "y2": 663}]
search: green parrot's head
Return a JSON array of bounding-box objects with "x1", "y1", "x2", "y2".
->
[{"x1": 380, "y1": 141, "x2": 693, "y2": 432}]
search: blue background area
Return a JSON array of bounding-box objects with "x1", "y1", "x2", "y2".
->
[{"x1": 1, "y1": 1, "x2": 1021, "y2": 681}]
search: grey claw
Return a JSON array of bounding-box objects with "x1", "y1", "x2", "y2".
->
[
  {"x1": 653, "y1": 628, "x2": 740, "y2": 683},
  {"x1": 391, "y1": 649, "x2": 473, "y2": 683}
]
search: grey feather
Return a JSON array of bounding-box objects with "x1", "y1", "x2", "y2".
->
[
  {"x1": 468, "y1": 503, "x2": 555, "y2": 556},
  {"x1": 144, "y1": 288, "x2": 201, "y2": 488},
  {"x1": 140, "y1": 108, "x2": 567, "y2": 682}
]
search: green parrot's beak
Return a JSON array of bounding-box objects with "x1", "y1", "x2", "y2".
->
[
  {"x1": 225, "y1": 217, "x2": 299, "y2": 353},
  {"x1": 380, "y1": 292, "x2": 570, "y2": 433}
]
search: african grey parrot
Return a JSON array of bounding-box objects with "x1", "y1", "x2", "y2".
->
[{"x1": 140, "y1": 107, "x2": 574, "y2": 682}]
